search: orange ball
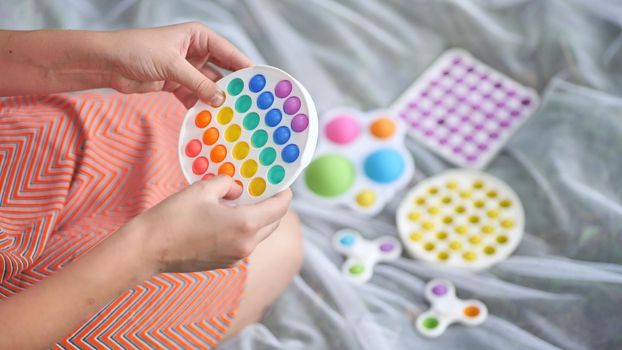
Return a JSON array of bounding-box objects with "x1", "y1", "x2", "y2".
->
[{"x1": 370, "y1": 117, "x2": 396, "y2": 139}]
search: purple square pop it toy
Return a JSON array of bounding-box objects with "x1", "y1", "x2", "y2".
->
[{"x1": 390, "y1": 49, "x2": 539, "y2": 168}]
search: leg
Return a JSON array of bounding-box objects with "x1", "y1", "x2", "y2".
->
[{"x1": 223, "y1": 209, "x2": 303, "y2": 339}]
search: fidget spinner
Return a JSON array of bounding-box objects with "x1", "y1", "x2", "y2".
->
[
  {"x1": 332, "y1": 229, "x2": 402, "y2": 283},
  {"x1": 416, "y1": 279, "x2": 487, "y2": 337}
]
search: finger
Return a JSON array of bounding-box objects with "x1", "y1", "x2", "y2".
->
[
  {"x1": 236, "y1": 189, "x2": 292, "y2": 228},
  {"x1": 254, "y1": 220, "x2": 281, "y2": 243},
  {"x1": 199, "y1": 64, "x2": 224, "y2": 82},
  {"x1": 173, "y1": 85, "x2": 198, "y2": 109},
  {"x1": 168, "y1": 57, "x2": 225, "y2": 107},
  {"x1": 188, "y1": 24, "x2": 252, "y2": 71},
  {"x1": 199, "y1": 175, "x2": 241, "y2": 200}
]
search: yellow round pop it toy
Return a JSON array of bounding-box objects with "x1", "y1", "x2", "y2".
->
[{"x1": 397, "y1": 170, "x2": 524, "y2": 270}]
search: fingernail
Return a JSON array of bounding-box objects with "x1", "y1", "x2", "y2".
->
[{"x1": 208, "y1": 90, "x2": 225, "y2": 107}]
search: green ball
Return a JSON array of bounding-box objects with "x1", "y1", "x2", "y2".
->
[{"x1": 304, "y1": 154, "x2": 355, "y2": 197}]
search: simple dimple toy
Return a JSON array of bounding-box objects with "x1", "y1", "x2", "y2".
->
[
  {"x1": 297, "y1": 108, "x2": 414, "y2": 215},
  {"x1": 179, "y1": 65, "x2": 318, "y2": 204},
  {"x1": 416, "y1": 279, "x2": 487, "y2": 337},
  {"x1": 390, "y1": 49, "x2": 539, "y2": 169},
  {"x1": 397, "y1": 170, "x2": 524, "y2": 270},
  {"x1": 332, "y1": 229, "x2": 402, "y2": 283}
]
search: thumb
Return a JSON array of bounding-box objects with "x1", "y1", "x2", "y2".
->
[
  {"x1": 202, "y1": 175, "x2": 242, "y2": 200},
  {"x1": 169, "y1": 58, "x2": 225, "y2": 107}
]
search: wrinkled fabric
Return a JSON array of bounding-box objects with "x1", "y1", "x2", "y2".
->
[{"x1": 1, "y1": 0, "x2": 621, "y2": 349}]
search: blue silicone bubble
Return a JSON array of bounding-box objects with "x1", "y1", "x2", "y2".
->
[
  {"x1": 249, "y1": 74, "x2": 266, "y2": 93},
  {"x1": 273, "y1": 126, "x2": 291, "y2": 145},
  {"x1": 363, "y1": 148, "x2": 405, "y2": 184},
  {"x1": 265, "y1": 108, "x2": 282, "y2": 127},
  {"x1": 281, "y1": 144, "x2": 300, "y2": 163},
  {"x1": 257, "y1": 91, "x2": 274, "y2": 110},
  {"x1": 340, "y1": 234, "x2": 355, "y2": 246}
]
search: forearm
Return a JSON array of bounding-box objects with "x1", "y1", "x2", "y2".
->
[
  {"x1": 0, "y1": 29, "x2": 116, "y2": 96},
  {"x1": 0, "y1": 220, "x2": 154, "y2": 349}
]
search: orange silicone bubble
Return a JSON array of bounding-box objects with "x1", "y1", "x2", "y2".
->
[
  {"x1": 203, "y1": 127, "x2": 219, "y2": 145},
  {"x1": 370, "y1": 117, "x2": 396, "y2": 139},
  {"x1": 210, "y1": 144, "x2": 227, "y2": 163},
  {"x1": 195, "y1": 110, "x2": 212, "y2": 128},
  {"x1": 235, "y1": 179, "x2": 243, "y2": 189},
  {"x1": 464, "y1": 305, "x2": 480, "y2": 318},
  {"x1": 218, "y1": 162, "x2": 235, "y2": 177}
]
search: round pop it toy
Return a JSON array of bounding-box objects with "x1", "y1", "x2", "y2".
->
[
  {"x1": 397, "y1": 170, "x2": 524, "y2": 270},
  {"x1": 179, "y1": 66, "x2": 318, "y2": 203},
  {"x1": 297, "y1": 108, "x2": 414, "y2": 215},
  {"x1": 416, "y1": 279, "x2": 487, "y2": 337}
]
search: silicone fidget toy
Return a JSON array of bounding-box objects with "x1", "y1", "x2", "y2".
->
[
  {"x1": 416, "y1": 279, "x2": 487, "y2": 337},
  {"x1": 179, "y1": 65, "x2": 318, "y2": 204},
  {"x1": 390, "y1": 49, "x2": 539, "y2": 168},
  {"x1": 297, "y1": 108, "x2": 414, "y2": 215},
  {"x1": 333, "y1": 229, "x2": 402, "y2": 283},
  {"x1": 397, "y1": 170, "x2": 524, "y2": 270}
]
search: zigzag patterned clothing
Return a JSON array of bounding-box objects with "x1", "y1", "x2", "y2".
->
[{"x1": 0, "y1": 92, "x2": 247, "y2": 349}]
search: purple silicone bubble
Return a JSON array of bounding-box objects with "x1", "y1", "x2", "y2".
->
[
  {"x1": 521, "y1": 98, "x2": 532, "y2": 106},
  {"x1": 432, "y1": 284, "x2": 448, "y2": 296},
  {"x1": 283, "y1": 96, "x2": 301, "y2": 115},
  {"x1": 291, "y1": 114, "x2": 309, "y2": 132},
  {"x1": 478, "y1": 143, "x2": 488, "y2": 150},
  {"x1": 439, "y1": 138, "x2": 448, "y2": 144},
  {"x1": 490, "y1": 132, "x2": 499, "y2": 139},
  {"x1": 511, "y1": 110, "x2": 521, "y2": 117},
  {"x1": 379, "y1": 242, "x2": 394, "y2": 252},
  {"x1": 275, "y1": 80, "x2": 293, "y2": 98},
  {"x1": 507, "y1": 89, "x2": 517, "y2": 97},
  {"x1": 466, "y1": 154, "x2": 478, "y2": 162}
]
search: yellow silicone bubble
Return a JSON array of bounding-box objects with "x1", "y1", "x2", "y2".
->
[
  {"x1": 437, "y1": 251, "x2": 449, "y2": 260},
  {"x1": 224, "y1": 124, "x2": 242, "y2": 142},
  {"x1": 455, "y1": 225, "x2": 468, "y2": 235},
  {"x1": 217, "y1": 107, "x2": 234, "y2": 125},
  {"x1": 460, "y1": 191, "x2": 472, "y2": 199},
  {"x1": 496, "y1": 235, "x2": 509, "y2": 244},
  {"x1": 469, "y1": 235, "x2": 482, "y2": 245},
  {"x1": 487, "y1": 190, "x2": 498, "y2": 198},
  {"x1": 441, "y1": 196, "x2": 452, "y2": 204},
  {"x1": 436, "y1": 231, "x2": 448, "y2": 240},
  {"x1": 469, "y1": 215, "x2": 480, "y2": 224},
  {"x1": 410, "y1": 232, "x2": 423, "y2": 241},
  {"x1": 484, "y1": 246, "x2": 496, "y2": 255},
  {"x1": 473, "y1": 180, "x2": 484, "y2": 189},
  {"x1": 233, "y1": 141, "x2": 250, "y2": 160},
  {"x1": 487, "y1": 209, "x2": 500, "y2": 218},
  {"x1": 481, "y1": 225, "x2": 495, "y2": 234},
  {"x1": 474, "y1": 200, "x2": 485, "y2": 208},
  {"x1": 455, "y1": 205, "x2": 466, "y2": 214},
  {"x1": 422, "y1": 221, "x2": 435, "y2": 231},
  {"x1": 501, "y1": 219, "x2": 515, "y2": 228},
  {"x1": 500, "y1": 199, "x2": 512, "y2": 208},
  {"x1": 240, "y1": 159, "x2": 258, "y2": 178},
  {"x1": 423, "y1": 242, "x2": 435, "y2": 251},
  {"x1": 449, "y1": 240, "x2": 462, "y2": 250},
  {"x1": 463, "y1": 251, "x2": 477, "y2": 261},
  {"x1": 356, "y1": 189, "x2": 376, "y2": 207},
  {"x1": 415, "y1": 197, "x2": 426, "y2": 205},
  {"x1": 408, "y1": 211, "x2": 421, "y2": 221},
  {"x1": 446, "y1": 180, "x2": 459, "y2": 190},
  {"x1": 442, "y1": 216, "x2": 453, "y2": 224},
  {"x1": 428, "y1": 187, "x2": 439, "y2": 195},
  {"x1": 249, "y1": 177, "x2": 266, "y2": 197},
  {"x1": 427, "y1": 206, "x2": 440, "y2": 215}
]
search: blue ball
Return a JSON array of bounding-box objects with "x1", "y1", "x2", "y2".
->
[
  {"x1": 281, "y1": 144, "x2": 299, "y2": 163},
  {"x1": 273, "y1": 126, "x2": 291, "y2": 145},
  {"x1": 249, "y1": 74, "x2": 266, "y2": 92},
  {"x1": 340, "y1": 234, "x2": 355, "y2": 246},
  {"x1": 257, "y1": 91, "x2": 274, "y2": 110},
  {"x1": 265, "y1": 108, "x2": 282, "y2": 127},
  {"x1": 363, "y1": 148, "x2": 405, "y2": 184}
]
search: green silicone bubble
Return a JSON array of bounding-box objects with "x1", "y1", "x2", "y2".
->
[
  {"x1": 227, "y1": 78, "x2": 244, "y2": 96},
  {"x1": 259, "y1": 147, "x2": 276, "y2": 166},
  {"x1": 235, "y1": 95, "x2": 252, "y2": 113},
  {"x1": 251, "y1": 129, "x2": 268, "y2": 148},
  {"x1": 304, "y1": 154, "x2": 355, "y2": 197},
  {"x1": 268, "y1": 165, "x2": 285, "y2": 184},
  {"x1": 243, "y1": 112, "x2": 260, "y2": 130},
  {"x1": 423, "y1": 317, "x2": 439, "y2": 329},
  {"x1": 349, "y1": 264, "x2": 365, "y2": 275}
]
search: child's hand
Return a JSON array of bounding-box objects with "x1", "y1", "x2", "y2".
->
[
  {"x1": 108, "y1": 22, "x2": 252, "y2": 108},
  {"x1": 130, "y1": 176, "x2": 292, "y2": 273}
]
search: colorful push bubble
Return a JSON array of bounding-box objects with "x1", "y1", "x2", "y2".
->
[
  {"x1": 397, "y1": 169, "x2": 524, "y2": 270},
  {"x1": 332, "y1": 229, "x2": 402, "y2": 283},
  {"x1": 416, "y1": 279, "x2": 488, "y2": 337},
  {"x1": 178, "y1": 65, "x2": 318, "y2": 204}
]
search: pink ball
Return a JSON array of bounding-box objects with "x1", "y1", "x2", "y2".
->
[{"x1": 325, "y1": 115, "x2": 360, "y2": 145}]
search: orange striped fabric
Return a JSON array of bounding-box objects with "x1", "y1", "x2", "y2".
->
[{"x1": 0, "y1": 92, "x2": 247, "y2": 349}]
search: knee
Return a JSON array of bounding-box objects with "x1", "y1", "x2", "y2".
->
[{"x1": 279, "y1": 209, "x2": 304, "y2": 275}]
